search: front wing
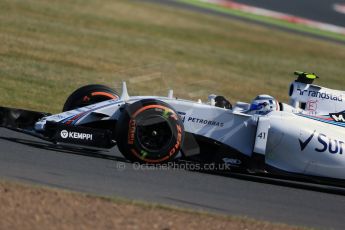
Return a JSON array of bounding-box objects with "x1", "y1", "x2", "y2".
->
[{"x1": 0, "y1": 107, "x2": 115, "y2": 148}]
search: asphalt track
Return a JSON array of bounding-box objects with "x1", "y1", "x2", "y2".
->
[
  {"x1": 146, "y1": 0, "x2": 345, "y2": 45},
  {"x1": 235, "y1": 0, "x2": 345, "y2": 27},
  {"x1": 1, "y1": 128, "x2": 345, "y2": 229}
]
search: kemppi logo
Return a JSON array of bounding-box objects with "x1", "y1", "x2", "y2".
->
[
  {"x1": 61, "y1": 130, "x2": 69, "y2": 139},
  {"x1": 60, "y1": 130, "x2": 93, "y2": 141}
]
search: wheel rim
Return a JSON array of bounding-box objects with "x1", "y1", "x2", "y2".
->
[{"x1": 136, "y1": 115, "x2": 173, "y2": 153}]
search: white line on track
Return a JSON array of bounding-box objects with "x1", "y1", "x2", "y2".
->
[
  {"x1": 334, "y1": 3, "x2": 345, "y2": 15},
  {"x1": 200, "y1": 0, "x2": 345, "y2": 35}
]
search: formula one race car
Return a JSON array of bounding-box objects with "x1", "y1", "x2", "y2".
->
[{"x1": 1, "y1": 72, "x2": 345, "y2": 186}]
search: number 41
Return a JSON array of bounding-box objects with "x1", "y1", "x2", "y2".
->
[{"x1": 258, "y1": 132, "x2": 266, "y2": 139}]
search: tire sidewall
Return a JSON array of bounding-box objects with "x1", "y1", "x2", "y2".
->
[{"x1": 116, "y1": 99, "x2": 184, "y2": 164}]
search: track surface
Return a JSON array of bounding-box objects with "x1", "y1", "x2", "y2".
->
[
  {"x1": 1, "y1": 129, "x2": 345, "y2": 229},
  {"x1": 235, "y1": 0, "x2": 345, "y2": 27},
  {"x1": 146, "y1": 0, "x2": 345, "y2": 45}
]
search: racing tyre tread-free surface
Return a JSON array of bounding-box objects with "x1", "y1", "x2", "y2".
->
[
  {"x1": 116, "y1": 99, "x2": 184, "y2": 164},
  {"x1": 63, "y1": 84, "x2": 119, "y2": 112}
]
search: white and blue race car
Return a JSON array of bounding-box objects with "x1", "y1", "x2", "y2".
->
[{"x1": 1, "y1": 72, "x2": 345, "y2": 186}]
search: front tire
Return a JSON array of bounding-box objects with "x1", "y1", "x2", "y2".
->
[
  {"x1": 116, "y1": 99, "x2": 184, "y2": 164},
  {"x1": 63, "y1": 84, "x2": 119, "y2": 112}
]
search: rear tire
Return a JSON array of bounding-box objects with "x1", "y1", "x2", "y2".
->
[
  {"x1": 116, "y1": 99, "x2": 184, "y2": 164},
  {"x1": 63, "y1": 84, "x2": 119, "y2": 112}
]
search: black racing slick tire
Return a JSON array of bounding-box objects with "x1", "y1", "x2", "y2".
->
[
  {"x1": 116, "y1": 99, "x2": 184, "y2": 164},
  {"x1": 63, "y1": 84, "x2": 119, "y2": 112}
]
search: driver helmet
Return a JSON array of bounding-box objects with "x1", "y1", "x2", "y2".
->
[{"x1": 248, "y1": 95, "x2": 280, "y2": 115}]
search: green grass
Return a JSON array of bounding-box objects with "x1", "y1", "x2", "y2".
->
[{"x1": 0, "y1": 0, "x2": 345, "y2": 113}]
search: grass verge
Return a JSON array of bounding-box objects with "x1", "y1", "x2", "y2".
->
[{"x1": 0, "y1": 179, "x2": 306, "y2": 230}]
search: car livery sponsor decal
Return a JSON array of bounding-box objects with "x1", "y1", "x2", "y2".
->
[
  {"x1": 177, "y1": 112, "x2": 186, "y2": 122},
  {"x1": 306, "y1": 100, "x2": 318, "y2": 113},
  {"x1": 296, "y1": 89, "x2": 343, "y2": 102},
  {"x1": 330, "y1": 112, "x2": 345, "y2": 123},
  {"x1": 222, "y1": 158, "x2": 242, "y2": 167},
  {"x1": 297, "y1": 113, "x2": 345, "y2": 128},
  {"x1": 299, "y1": 130, "x2": 344, "y2": 155},
  {"x1": 61, "y1": 99, "x2": 120, "y2": 125},
  {"x1": 299, "y1": 130, "x2": 316, "y2": 151},
  {"x1": 60, "y1": 130, "x2": 69, "y2": 139},
  {"x1": 187, "y1": 117, "x2": 224, "y2": 127},
  {"x1": 60, "y1": 130, "x2": 93, "y2": 141},
  {"x1": 177, "y1": 112, "x2": 224, "y2": 127}
]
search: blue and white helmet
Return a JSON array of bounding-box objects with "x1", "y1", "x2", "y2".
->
[{"x1": 249, "y1": 95, "x2": 280, "y2": 115}]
